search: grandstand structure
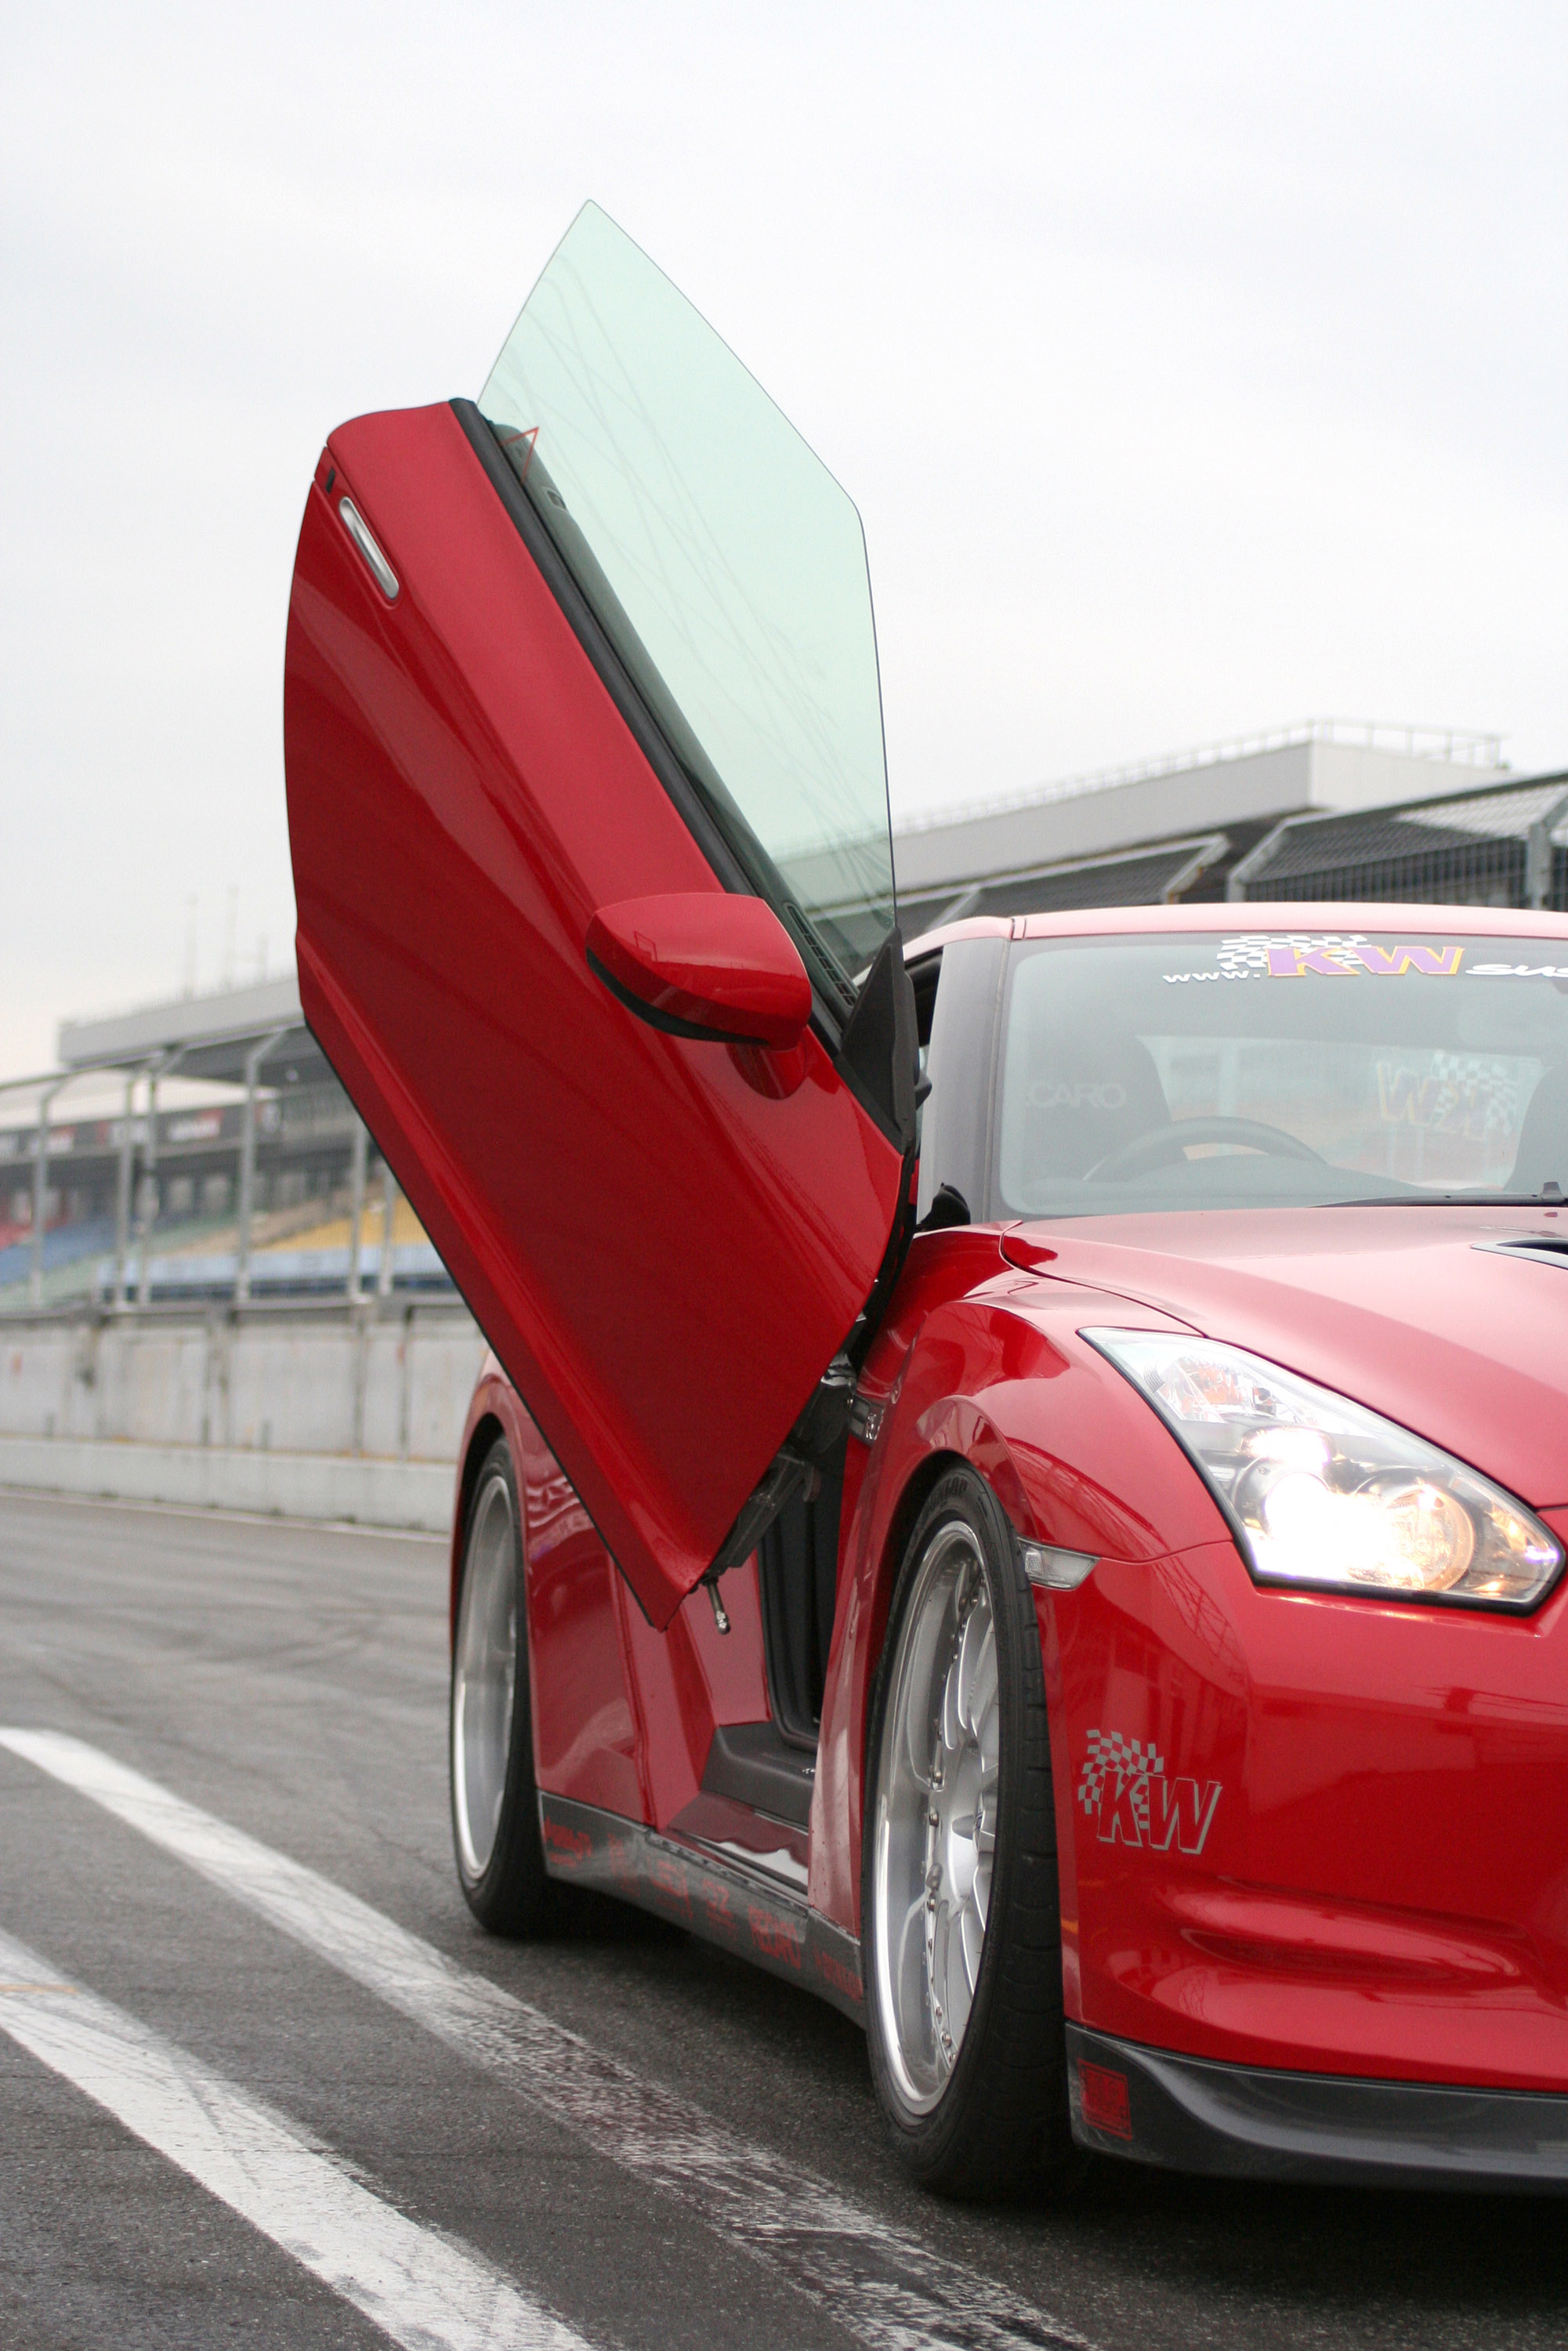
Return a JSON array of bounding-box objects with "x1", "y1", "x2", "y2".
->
[
  {"x1": 5, "y1": 718, "x2": 1560, "y2": 1319},
  {"x1": 0, "y1": 973, "x2": 450, "y2": 1313}
]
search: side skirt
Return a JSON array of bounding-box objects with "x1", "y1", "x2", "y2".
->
[{"x1": 538, "y1": 1792, "x2": 865, "y2": 2025}]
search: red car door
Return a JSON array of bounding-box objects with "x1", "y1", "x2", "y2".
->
[{"x1": 284, "y1": 205, "x2": 914, "y2": 1628}]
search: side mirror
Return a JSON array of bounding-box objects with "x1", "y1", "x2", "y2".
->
[{"x1": 585, "y1": 893, "x2": 813, "y2": 1050}]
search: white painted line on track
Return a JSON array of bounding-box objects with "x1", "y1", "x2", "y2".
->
[
  {"x1": 0, "y1": 1920, "x2": 592, "y2": 2351},
  {"x1": 2, "y1": 1729, "x2": 1093, "y2": 2351}
]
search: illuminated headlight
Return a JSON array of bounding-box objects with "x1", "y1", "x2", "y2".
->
[{"x1": 1085, "y1": 1331, "x2": 1563, "y2": 1611}]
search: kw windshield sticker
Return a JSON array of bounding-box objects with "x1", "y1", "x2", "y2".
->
[
  {"x1": 1163, "y1": 933, "x2": 1471, "y2": 984},
  {"x1": 1468, "y1": 961, "x2": 1568, "y2": 977}
]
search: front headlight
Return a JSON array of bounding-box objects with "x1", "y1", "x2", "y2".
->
[{"x1": 1085, "y1": 1331, "x2": 1563, "y2": 1611}]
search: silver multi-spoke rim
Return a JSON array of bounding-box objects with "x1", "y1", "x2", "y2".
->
[
  {"x1": 451, "y1": 1472, "x2": 518, "y2": 1882},
  {"x1": 872, "y1": 1517, "x2": 999, "y2": 2114}
]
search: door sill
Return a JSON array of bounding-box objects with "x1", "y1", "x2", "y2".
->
[
  {"x1": 700, "y1": 1720, "x2": 816, "y2": 1829},
  {"x1": 667, "y1": 1789, "x2": 808, "y2": 1892}
]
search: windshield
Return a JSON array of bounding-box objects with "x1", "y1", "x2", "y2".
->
[
  {"x1": 477, "y1": 202, "x2": 896, "y2": 1010},
  {"x1": 996, "y1": 928, "x2": 1568, "y2": 1218}
]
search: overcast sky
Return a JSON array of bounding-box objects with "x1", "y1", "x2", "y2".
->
[{"x1": 3, "y1": 0, "x2": 1564, "y2": 1078}]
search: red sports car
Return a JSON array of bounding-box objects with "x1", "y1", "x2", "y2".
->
[{"x1": 284, "y1": 205, "x2": 1568, "y2": 2199}]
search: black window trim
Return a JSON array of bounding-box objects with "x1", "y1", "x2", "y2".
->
[{"x1": 452, "y1": 397, "x2": 865, "y2": 1054}]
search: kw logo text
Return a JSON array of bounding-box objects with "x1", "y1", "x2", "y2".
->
[{"x1": 1076, "y1": 1730, "x2": 1222, "y2": 1854}]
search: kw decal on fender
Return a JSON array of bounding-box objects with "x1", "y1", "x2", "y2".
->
[{"x1": 1076, "y1": 1731, "x2": 1222, "y2": 1855}]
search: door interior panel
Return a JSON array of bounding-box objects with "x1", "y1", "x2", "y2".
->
[{"x1": 757, "y1": 1440, "x2": 846, "y2": 1747}]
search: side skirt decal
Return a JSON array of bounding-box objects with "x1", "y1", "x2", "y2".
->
[{"x1": 538, "y1": 1793, "x2": 864, "y2": 2025}]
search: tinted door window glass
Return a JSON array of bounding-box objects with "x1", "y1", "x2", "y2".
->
[{"x1": 480, "y1": 203, "x2": 895, "y2": 1009}]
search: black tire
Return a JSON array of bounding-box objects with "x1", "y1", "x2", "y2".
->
[
  {"x1": 450, "y1": 1436, "x2": 558, "y2": 1935},
  {"x1": 862, "y1": 1465, "x2": 1079, "y2": 2198}
]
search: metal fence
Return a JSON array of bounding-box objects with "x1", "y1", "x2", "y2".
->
[{"x1": 1228, "y1": 775, "x2": 1568, "y2": 910}]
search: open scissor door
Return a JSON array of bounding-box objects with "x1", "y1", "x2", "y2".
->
[{"x1": 284, "y1": 205, "x2": 914, "y2": 1626}]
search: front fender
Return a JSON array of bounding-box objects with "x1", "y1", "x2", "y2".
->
[{"x1": 808, "y1": 1254, "x2": 1229, "y2": 1939}]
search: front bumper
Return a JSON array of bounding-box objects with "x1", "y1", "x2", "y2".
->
[{"x1": 1067, "y1": 2024, "x2": 1568, "y2": 2193}]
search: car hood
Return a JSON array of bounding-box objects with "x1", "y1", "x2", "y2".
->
[{"x1": 1006, "y1": 1205, "x2": 1568, "y2": 1510}]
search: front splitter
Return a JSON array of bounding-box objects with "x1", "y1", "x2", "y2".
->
[{"x1": 1066, "y1": 2024, "x2": 1568, "y2": 2193}]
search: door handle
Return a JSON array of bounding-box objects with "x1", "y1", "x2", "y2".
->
[{"x1": 337, "y1": 498, "x2": 399, "y2": 602}]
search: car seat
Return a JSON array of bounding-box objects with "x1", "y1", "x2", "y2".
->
[
  {"x1": 1510, "y1": 1061, "x2": 1568, "y2": 1195},
  {"x1": 1017, "y1": 1033, "x2": 1172, "y2": 1179}
]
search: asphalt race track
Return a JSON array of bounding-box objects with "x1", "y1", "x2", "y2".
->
[{"x1": 3, "y1": 1492, "x2": 1568, "y2": 2349}]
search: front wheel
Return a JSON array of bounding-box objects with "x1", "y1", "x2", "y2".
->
[
  {"x1": 451, "y1": 1436, "x2": 556, "y2": 1934},
  {"x1": 864, "y1": 1466, "x2": 1079, "y2": 2197}
]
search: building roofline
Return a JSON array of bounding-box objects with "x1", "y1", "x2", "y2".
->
[
  {"x1": 58, "y1": 974, "x2": 306, "y2": 1069},
  {"x1": 890, "y1": 720, "x2": 1507, "y2": 844}
]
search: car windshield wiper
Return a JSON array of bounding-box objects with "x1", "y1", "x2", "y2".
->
[{"x1": 1327, "y1": 1190, "x2": 1567, "y2": 1208}]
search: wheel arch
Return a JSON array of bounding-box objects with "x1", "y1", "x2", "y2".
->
[
  {"x1": 863, "y1": 1445, "x2": 971, "y2": 1685},
  {"x1": 811, "y1": 1401, "x2": 1039, "y2": 1940},
  {"x1": 451, "y1": 1407, "x2": 505, "y2": 1641},
  {"x1": 864, "y1": 1403, "x2": 1033, "y2": 1683}
]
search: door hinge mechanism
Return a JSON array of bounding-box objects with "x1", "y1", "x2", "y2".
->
[
  {"x1": 790, "y1": 1350, "x2": 856, "y2": 1460},
  {"x1": 704, "y1": 1353, "x2": 857, "y2": 1595},
  {"x1": 847, "y1": 1393, "x2": 885, "y2": 1446}
]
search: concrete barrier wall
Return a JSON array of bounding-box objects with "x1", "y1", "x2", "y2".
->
[
  {"x1": 0, "y1": 1302, "x2": 487, "y2": 1529},
  {"x1": 0, "y1": 1436, "x2": 455, "y2": 1533}
]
